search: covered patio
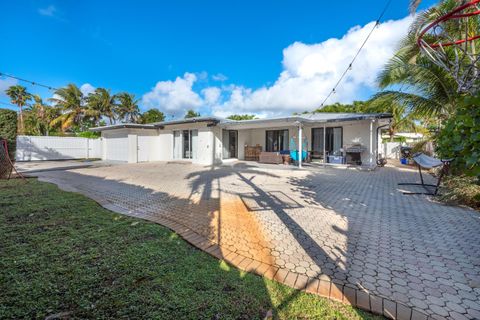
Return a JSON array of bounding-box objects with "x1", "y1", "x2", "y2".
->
[{"x1": 219, "y1": 113, "x2": 392, "y2": 168}]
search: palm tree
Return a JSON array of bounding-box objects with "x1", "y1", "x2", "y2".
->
[
  {"x1": 24, "y1": 95, "x2": 60, "y2": 136},
  {"x1": 87, "y1": 88, "x2": 117, "y2": 125},
  {"x1": 116, "y1": 92, "x2": 140, "y2": 123},
  {"x1": 184, "y1": 109, "x2": 200, "y2": 119},
  {"x1": 49, "y1": 84, "x2": 85, "y2": 132},
  {"x1": 372, "y1": 0, "x2": 465, "y2": 119},
  {"x1": 5, "y1": 85, "x2": 32, "y2": 134},
  {"x1": 24, "y1": 95, "x2": 46, "y2": 135},
  {"x1": 367, "y1": 98, "x2": 421, "y2": 141}
]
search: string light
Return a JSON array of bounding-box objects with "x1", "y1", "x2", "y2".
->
[
  {"x1": 0, "y1": 101, "x2": 16, "y2": 108},
  {"x1": 0, "y1": 72, "x2": 58, "y2": 91},
  {"x1": 318, "y1": 0, "x2": 393, "y2": 108}
]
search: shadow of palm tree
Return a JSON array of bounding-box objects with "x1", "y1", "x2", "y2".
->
[
  {"x1": 35, "y1": 162, "x2": 393, "y2": 319},
  {"x1": 184, "y1": 162, "x2": 372, "y2": 318}
]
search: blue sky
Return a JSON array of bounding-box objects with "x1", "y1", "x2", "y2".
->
[{"x1": 0, "y1": 0, "x2": 437, "y2": 118}]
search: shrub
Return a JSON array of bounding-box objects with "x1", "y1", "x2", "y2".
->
[
  {"x1": 440, "y1": 175, "x2": 480, "y2": 210},
  {"x1": 436, "y1": 95, "x2": 480, "y2": 177},
  {"x1": 77, "y1": 131, "x2": 100, "y2": 139},
  {"x1": 0, "y1": 108, "x2": 18, "y2": 161}
]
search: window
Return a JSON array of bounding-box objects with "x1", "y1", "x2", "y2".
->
[{"x1": 266, "y1": 130, "x2": 289, "y2": 152}]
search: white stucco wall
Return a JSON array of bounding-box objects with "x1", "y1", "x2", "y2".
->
[
  {"x1": 158, "y1": 122, "x2": 218, "y2": 165},
  {"x1": 235, "y1": 120, "x2": 379, "y2": 165},
  {"x1": 102, "y1": 128, "x2": 160, "y2": 163},
  {"x1": 100, "y1": 119, "x2": 382, "y2": 166}
]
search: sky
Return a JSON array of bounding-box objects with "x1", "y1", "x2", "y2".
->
[{"x1": 0, "y1": 0, "x2": 437, "y2": 119}]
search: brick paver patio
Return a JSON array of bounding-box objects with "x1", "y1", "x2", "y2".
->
[{"x1": 33, "y1": 161, "x2": 480, "y2": 320}]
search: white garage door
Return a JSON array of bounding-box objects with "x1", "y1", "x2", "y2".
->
[{"x1": 105, "y1": 135, "x2": 128, "y2": 162}]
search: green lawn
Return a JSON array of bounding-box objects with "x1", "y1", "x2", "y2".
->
[{"x1": 0, "y1": 178, "x2": 381, "y2": 320}]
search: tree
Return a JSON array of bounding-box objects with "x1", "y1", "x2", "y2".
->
[
  {"x1": 116, "y1": 92, "x2": 140, "y2": 123},
  {"x1": 140, "y1": 108, "x2": 165, "y2": 123},
  {"x1": 0, "y1": 108, "x2": 17, "y2": 162},
  {"x1": 87, "y1": 88, "x2": 117, "y2": 125},
  {"x1": 436, "y1": 94, "x2": 480, "y2": 177},
  {"x1": 184, "y1": 109, "x2": 200, "y2": 119},
  {"x1": 226, "y1": 114, "x2": 257, "y2": 120},
  {"x1": 311, "y1": 101, "x2": 369, "y2": 113},
  {"x1": 5, "y1": 85, "x2": 32, "y2": 134},
  {"x1": 366, "y1": 98, "x2": 421, "y2": 141},
  {"x1": 24, "y1": 95, "x2": 60, "y2": 136},
  {"x1": 372, "y1": 0, "x2": 467, "y2": 119},
  {"x1": 49, "y1": 84, "x2": 86, "y2": 132}
]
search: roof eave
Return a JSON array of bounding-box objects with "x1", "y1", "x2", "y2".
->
[{"x1": 90, "y1": 124, "x2": 156, "y2": 132}]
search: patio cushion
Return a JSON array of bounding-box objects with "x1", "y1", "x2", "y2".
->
[{"x1": 259, "y1": 152, "x2": 283, "y2": 164}]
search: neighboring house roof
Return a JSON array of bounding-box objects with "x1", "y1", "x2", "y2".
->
[
  {"x1": 90, "y1": 123, "x2": 156, "y2": 132},
  {"x1": 90, "y1": 113, "x2": 392, "y2": 132}
]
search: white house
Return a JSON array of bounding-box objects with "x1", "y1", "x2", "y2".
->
[{"x1": 91, "y1": 113, "x2": 392, "y2": 167}]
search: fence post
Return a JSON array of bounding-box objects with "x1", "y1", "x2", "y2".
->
[{"x1": 86, "y1": 138, "x2": 90, "y2": 159}]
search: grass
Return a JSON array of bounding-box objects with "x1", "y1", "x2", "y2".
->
[{"x1": 0, "y1": 178, "x2": 381, "y2": 320}]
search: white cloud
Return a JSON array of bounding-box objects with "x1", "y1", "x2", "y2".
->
[
  {"x1": 80, "y1": 83, "x2": 96, "y2": 96},
  {"x1": 202, "y1": 87, "x2": 221, "y2": 105},
  {"x1": 38, "y1": 5, "x2": 57, "y2": 17},
  {"x1": 211, "y1": 16, "x2": 413, "y2": 117},
  {"x1": 212, "y1": 73, "x2": 228, "y2": 82},
  {"x1": 141, "y1": 15, "x2": 413, "y2": 118},
  {"x1": 0, "y1": 78, "x2": 18, "y2": 97},
  {"x1": 142, "y1": 73, "x2": 203, "y2": 116}
]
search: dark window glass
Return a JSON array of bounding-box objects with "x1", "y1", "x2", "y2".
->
[{"x1": 266, "y1": 130, "x2": 289, "y2": 152}]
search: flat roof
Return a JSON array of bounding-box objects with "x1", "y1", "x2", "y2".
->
[
  {"x1": 90, "y1": 123, "x2": 155, "y2": 132},
  {"x1": 90, "y1": 113, "x2": 392, "y2": 132}
]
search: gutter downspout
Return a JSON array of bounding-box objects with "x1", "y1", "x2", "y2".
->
[{"x1": 376, "y1": 122, "x2": 390, "y2": 163}]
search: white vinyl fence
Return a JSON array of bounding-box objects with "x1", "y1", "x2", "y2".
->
[
  {"x1": 382, "y1": 142, "x2": 402, "y2": 159},
  {"x1": 16, "y1": 136, "x2": 102, "y2": 161}
]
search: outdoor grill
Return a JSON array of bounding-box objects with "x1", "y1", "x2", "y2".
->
[{"x1": 345, "y1": 145, "x2": 366, "y2": 165}]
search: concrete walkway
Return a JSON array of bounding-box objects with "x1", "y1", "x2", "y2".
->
[{"x1": 30, "y1": 161, "x2": 480, "y2": 320}]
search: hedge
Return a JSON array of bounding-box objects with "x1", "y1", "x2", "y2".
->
[
  {"x1": 0, "y1": 108, "x2": 18, "y2": 161},
  {"x1": 436, "y1": 94, "x2": 480, "y2": 178}
]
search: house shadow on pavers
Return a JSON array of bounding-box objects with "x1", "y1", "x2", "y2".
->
[{"x1": 288, "y1": 165, "x2": 480, "y2": 319}]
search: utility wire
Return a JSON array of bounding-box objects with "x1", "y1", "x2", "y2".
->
[
  {"x1": 0, "y1": 101, "x2": 17, "y2": 108},
  {"x1": 0, "y1": 72, "x2": 58, "y2": 91},
  {"x1": 318, "y1": 0, "x2": 393, "y2": 108}
]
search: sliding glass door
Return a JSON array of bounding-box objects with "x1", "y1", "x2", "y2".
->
[
  {"x1": 311, "y1": 127, "x2": 343, "y2": 157},
  {"x1": 173, "y1": 130, "x2": 198, "y2": 160}
]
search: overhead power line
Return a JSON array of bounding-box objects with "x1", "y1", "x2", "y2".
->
[
  {"x1": 0, "y1": 72, "x2": 58, "y2": 91},
  {"x1": 0, "y1": 101, "x2": 17, "y2": 108},
  {"x1": 318, "y1": 0, "x2": 393, "y2": 109}
]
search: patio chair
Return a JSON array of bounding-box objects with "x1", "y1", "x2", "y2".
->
[{"x1": 398, "y1": 153, "x2": 452, "y2": 196}]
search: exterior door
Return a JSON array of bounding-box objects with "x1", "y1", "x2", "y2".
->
[
  {"x1": 137, "y1": 136, "x2": 151, "y2": 162},
  {"x1": 222, "y1": 130, "x2": 237, "y2": 159},
  {"x1": 311, "y1": 127, "x2": 343, "y2": 157},
  {"x1": 173, "y1": 131, "x2": 182, "y2": 159}
]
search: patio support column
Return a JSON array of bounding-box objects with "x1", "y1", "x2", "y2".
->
[
  {"x1": 369, "y1": 120, "x2": 373, "y2": 166},
  {"x1": 298, "y1": 123, "x2": 302, "y2": 168},
  {"x1": 323, "y1": 122, "x2": 326, "y2": 167}
]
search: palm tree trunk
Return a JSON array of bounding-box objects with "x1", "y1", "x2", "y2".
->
[{"x1": 18, "y1": 105, "x2": 24, "y2": 134}]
